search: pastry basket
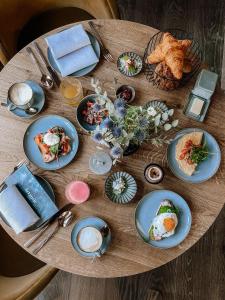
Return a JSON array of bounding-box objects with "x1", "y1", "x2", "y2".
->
[{"x1": 143, "y1": 29, "x2": 202, "y2": 90}]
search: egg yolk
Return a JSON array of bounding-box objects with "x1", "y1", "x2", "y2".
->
[{"x1": 163, "y1": 217, "x2": 176, "y2": 232}]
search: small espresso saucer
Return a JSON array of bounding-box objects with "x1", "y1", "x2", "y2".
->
[
  {"x1": 6, "y1": 80, "x2": 45, "y2": 119},
  {"x1": 71, "y1": 216, "x2": 111, "y2": 258}
]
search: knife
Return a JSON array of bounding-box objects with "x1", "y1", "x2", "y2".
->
[
  {"x1": 24, "y1": 203, "x2": 74, "y2": 248},
  {"x1": 33, "y1": 41, "x2": 61, "y2": 87}
]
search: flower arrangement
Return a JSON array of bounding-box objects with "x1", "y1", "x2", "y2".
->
[{"x1": 90, "y1": 78, "x2": 179, "y2": 162}]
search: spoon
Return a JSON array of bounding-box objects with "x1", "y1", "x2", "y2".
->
[
  {"x1": 32, "y1": 211, "x2": 74, "y2": 255},
  {"x1": 26, "y1": 47, "x2": 54, "y2": 89},
  {"x1": 25, "y1": 106, "x2": 38, "y2": 115},
  {"x1": 95, "y1": 225, "x2": 110, "y2": 258},
  {"x1": 1, "y1": 101, "x2": 37, "y2": 115}
]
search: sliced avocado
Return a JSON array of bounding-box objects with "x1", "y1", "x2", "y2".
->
[
  {"x1": 149, "y1": 226, "x2": 155, "y2": 240},
  {"x1": 157, "y1": 205, "x2": 179, "y2": 216}
]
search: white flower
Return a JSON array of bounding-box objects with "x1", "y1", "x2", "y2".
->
[
  {"x1": 95, "y1": 86, "x2": 102, "y2": 94},
  {"x1": 154, "y1": 114, "x2": 161, "y2": 126},
  {"x1": 164, "y1": 123, "x2": 172, "y2": 131},
  {"x1": 172, "y1": 119, "x2": 179, "y2": 127},
  {"x1": 105, "y1": 101, "x2": 115, "y2": 114},
  {"x1": 162, "y1": 112, "x2": 168, "y2": 121},
  {"x1": 147, "y1": 106, "x2": 157, "y2": 116},
  {"x1": 168, "y1": 109, "x2": 174, "y2": 116}
]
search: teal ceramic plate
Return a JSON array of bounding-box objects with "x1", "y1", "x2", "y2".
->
[
  {"x1": 117, "y1": 52, "x2": 143, "y2": 77},
  {"x1": 23, "y1": 115, "x2": 79, "y2": 170},
  {"x1": 0, "y1": 175, "x2": 55, "y2": 231},
  {"x1": 143, "y1": 99, "x2": 168, "y2": 112},
  {"x1": 105, "y1": 171, "x2": 137, "y2": 204},
  {"x1": 7, "y1": 80, "x2": 45, "y2": 119},
  {"x1": 167, "y1": 128, "x2": 221, "y2": 183},
  {"x1": 76, "y1": 94, "x2": 104, "y2": 132},
  {"x1": 71, "y1": 216, "x2": 111, "y2": 258},
  {"x1": 48, "y1": 31, "x2": 100, "y2": 77},
  {"x1": 135, "y1": 190, "x2": 192, "y2": 249}
]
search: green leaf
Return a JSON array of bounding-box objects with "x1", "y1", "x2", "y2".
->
[
  {"x1": 190, "y1": 145, "x2": 208, "y2": 164},
  {"x1": 50, "y1": 144, "x2": 59, "y2": 154}
]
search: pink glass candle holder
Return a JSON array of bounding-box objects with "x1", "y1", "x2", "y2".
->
[{"x1": 65, "y1": 181, "x2": 90, "y2": 204}]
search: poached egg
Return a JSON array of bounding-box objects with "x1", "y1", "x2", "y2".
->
[{"x1": 43, "y1": 132, "x2": 60, "y2": 146}]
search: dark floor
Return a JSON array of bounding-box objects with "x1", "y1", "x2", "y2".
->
[{"x1": 16, "y1": 1, "x2": 225, "y2": 299}]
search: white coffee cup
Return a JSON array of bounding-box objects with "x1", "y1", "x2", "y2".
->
[
  {"x1": 77, "y1": 226, "x2": 103, "y2": 253},
  {"x1": 8, "y1": 82, "x2": 34, "y2": 111}
]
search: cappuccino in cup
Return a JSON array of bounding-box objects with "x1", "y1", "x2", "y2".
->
[
  {"x1": 77, "y1": 226, "x2": 103, "y2": 253},
  {"x1": 8, "y1": 82, "x2": 34, "y2": 110}
]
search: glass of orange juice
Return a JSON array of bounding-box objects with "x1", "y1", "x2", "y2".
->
[{"x1": 60, "y1": 77, "x2": 83, "y2": 106}]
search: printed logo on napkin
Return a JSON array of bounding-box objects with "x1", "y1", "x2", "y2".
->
[{"x1": 5, "y1": 165, "x2": 58, "y2": 224}]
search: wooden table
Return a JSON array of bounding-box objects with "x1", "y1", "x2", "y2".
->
[{"x1": 0, "y1": 20, "x2": 224, "y2": 278}]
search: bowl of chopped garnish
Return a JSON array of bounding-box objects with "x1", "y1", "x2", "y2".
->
[
  {"x1": 76, "y1": 94, "x2": 109, "y2": 132},
  {"x1": 105, "y1": 171, "x2": 137, "y2": 204}
]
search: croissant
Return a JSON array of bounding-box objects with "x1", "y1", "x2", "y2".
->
[{"x1": 147, "y1": 32, "x2": 192, "y2": 79}]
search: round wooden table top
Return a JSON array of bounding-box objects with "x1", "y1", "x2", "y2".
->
[{"x1": 0, "y1": 19, "x2": 224, "y2": 278}]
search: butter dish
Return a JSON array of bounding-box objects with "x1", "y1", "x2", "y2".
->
[{"x1": 183, "y1": 69, "x2": 218, "y2": 122}]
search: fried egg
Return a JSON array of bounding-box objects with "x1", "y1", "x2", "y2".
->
[{"x1": 152, "y1": 212, "x2": 178, "y2": 240}]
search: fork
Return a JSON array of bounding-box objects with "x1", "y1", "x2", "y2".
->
[{"x1": 88, "y1": 21, "x2": 114, "y2": 62}]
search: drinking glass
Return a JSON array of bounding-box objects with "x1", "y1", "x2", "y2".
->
[{"x1": 60, "y1": 77, "x2": 83, "y2": 106}]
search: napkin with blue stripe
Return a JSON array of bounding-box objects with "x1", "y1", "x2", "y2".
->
[{"x1": 45, "y1": 24, "x2": 99, "y2": 76}]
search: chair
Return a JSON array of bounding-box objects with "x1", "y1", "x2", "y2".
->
[
  {"x1": 0, "y1": 225, "x2": 58, "y2": 300},
  {"x1": 0, "y1": 0, "x2": 119, "y2": 64}
]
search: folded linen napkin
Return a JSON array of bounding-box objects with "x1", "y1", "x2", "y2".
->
[
  {"x1": 46, "y1": 24, "x2": 91, "y2": 59},
  {"x1": 45, "y1": 24, "x2": 99, "y2": 77},
  {"x1": 53, "y1": 45, "x2": 99, "y2": 77},
  {"x1": 0, "y1": 185, "x2": 40, "y2": 234}
]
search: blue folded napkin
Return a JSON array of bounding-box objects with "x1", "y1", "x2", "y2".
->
[
  {"x1": 4, "y1": 165, "x2": 58, "y2": 227},
  {"x1": 0, "y1": 185, "x2": 40, "y2": 234},
  {"x1": 45, "y1": 24, "x2": 99, "y2": 77}
]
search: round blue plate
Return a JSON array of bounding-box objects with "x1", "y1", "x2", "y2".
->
[
  {"x1": 71, "y1": 216, "x2": 111, "y2": 258},
  {"x1": 167, "y1": 128, "x2": 221, "y2": 183},
  {"x1": 7, "y1": 80, "x2": 45, "y2": 119},
  {"x1": 48, "y1": 32, "x2": 100, "y2": 77},
  {"x1": 0, "y1": 175, "x2": 55, "y2": 231},
  {"x1": 23, "y1": 115, "x2": 79, "y2": 170},
  {"x1": 135, "y1": 190, "x2": 192, "y2": 249},
  {"x1": 76, "y1": 94, "x2": 100, "y2": 132}
]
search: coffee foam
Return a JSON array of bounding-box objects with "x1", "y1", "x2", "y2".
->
[
  {"x1": 77, "y1": 226, "x2": 102, "y2": 252},
  {"x1": 9, "y1": 83, "x2": 32, "y2": 105}
]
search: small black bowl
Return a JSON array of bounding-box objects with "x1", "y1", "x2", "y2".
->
[
  {"x1": 144, "y1": 163, "x2": 164, "y2": 184},
  {"x1": 116, "y1": 85, "x2": 135, "y2": 103}
]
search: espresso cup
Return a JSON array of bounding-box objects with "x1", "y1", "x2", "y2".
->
[
  {"x1": 77, "y1": 226, "x2": 103, "y2": 253},
  {"x1": 7, "y1": 82, "x2": 34, "y2": 111}
]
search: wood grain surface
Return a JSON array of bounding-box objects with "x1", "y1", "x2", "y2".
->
[{"x1": 0, "y1": 19, "x2": 225, "y2": 278}]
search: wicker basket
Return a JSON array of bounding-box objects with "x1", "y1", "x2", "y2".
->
[{"x1": 143, "y1": 29, "x2": 202, "y2": 91}]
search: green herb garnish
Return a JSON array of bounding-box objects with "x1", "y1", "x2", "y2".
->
[
  {"x1": 190, "y1": 144, "x2": 208, "y2": 164},
  {"x1": 158, "y1": 205, "x2": 179, "y2": 216},
  {"x1": 50, "y1": 144, "x2": 59, "y2": 155}
]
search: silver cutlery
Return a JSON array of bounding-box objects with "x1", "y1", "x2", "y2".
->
[
  {"x1": 26, "y1": 47, "x2": 54, "y2": 89},
  {"x1": 24, "y1": 203, "x2": 74, "y2": 248},
  {"x1": 88, "y1": 21, "x2": 114, "y2": 63},
  {"x1": 33, "y1": 42, "x2": 61, "y2": 87},
  {"x1": 32, "y1": 210, "x2": 73, "y2": 255}
]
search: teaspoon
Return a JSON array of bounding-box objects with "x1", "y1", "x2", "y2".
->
[
  {"x1": 32, "y1": 211, "x2": 74, "y2": 255},
  {"x1": 26, "y1": 47, "x2": 54, "y2": 89}
]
